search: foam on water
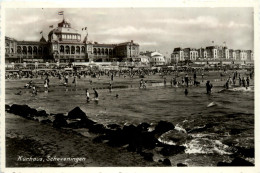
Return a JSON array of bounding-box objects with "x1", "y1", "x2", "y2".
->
[
  {"x1": 184, "y1": 138, "x2": 232, "y2": 155},
  {"x1": 175, "y1": 124, "x2": 187, "y2": 133}
]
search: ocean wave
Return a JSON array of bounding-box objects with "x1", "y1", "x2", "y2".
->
[{"x1": 183, "y1": 138, "x2": 233, "y2": 155}]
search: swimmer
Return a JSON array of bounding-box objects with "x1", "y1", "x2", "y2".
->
[{"x1": 15, "y1": 91, "x2": 22, "y2": 95}]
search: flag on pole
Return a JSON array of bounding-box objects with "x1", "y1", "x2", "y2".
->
[
  {"x1": 49, "y1": 25, "x2": 53, "y2": 28},
  {"x1": 58, "y1": 11, "x2": 64, "y2": 15}
]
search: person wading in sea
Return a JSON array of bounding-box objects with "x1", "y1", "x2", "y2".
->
[{"x1": 206, "y1": 80, "x2": 213, "y2": 94}]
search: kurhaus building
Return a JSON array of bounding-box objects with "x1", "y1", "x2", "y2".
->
[{"x1": 5, "y1": 18, "x2": 140, "y2": 64}]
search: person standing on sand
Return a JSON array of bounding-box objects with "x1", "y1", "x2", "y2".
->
[
  {"x1": 193, "y1": 72, "x2": 197, "y2": 86},
  {"x1": 185, "y1": 74, "x2": 189, "y2": 87},
  {"x1": 206, "y1": 80, "x2": 213, "y2": 94},
  {"x1": 72, "y1": 75, "x2": 77, "y2": 87},
  {"x1": 246, "y1": 76, "x2": 250, "y2": 87},
  {"x1": 242, "y1": 77, "x2": 246, "y2": 87}
]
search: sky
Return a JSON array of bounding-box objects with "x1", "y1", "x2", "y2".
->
[{"x1": 5, "y1": 8, "x2": 254, "y2": 57}]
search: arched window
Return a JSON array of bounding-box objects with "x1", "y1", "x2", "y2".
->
[
  {"x1": 17, "y1": 46, "x2": 22, "y2": 54},
  {"x1": 65, "y1": 46, "x2": 70, "y2": 54},
  {"x1": 93, "y1": 48, "x2": 97, "y2": 55},
  {"x1": 60, "y1": 45, "x2": 64, "y2": 53},
  {"x1": 71, "y1": 46, "x2": 75, "y2": 54},
  {"x1": 109, "y1": 49, "x2": 112, "y2": 55},
  {"x1": 101, "y1": 48, "x2": 104, "y2": 55},
  {"x1": 39, "y1": 47, "x2": 43, "y2": 54},
  {"x1": 28, "y1": 46, "x2": 32, "y2": 55},
  {"x1": 81, "y1": 46, "x2": 85, "y2": 53},
  {"x1": 33, "y1": 46, "x2": 37, "y2": 55},
  {"x1": 23, "y1": 46, "x2": 27, "y2": 54},
  {"x1": 105, "y1": 48, "x2": 108, "y2": 55},
  {"x1": 76, "y1": 46, "x2": 80, "y2": 54},
  {"x1": 98, "y1": 48, "x2": 101, "y2": 55}
]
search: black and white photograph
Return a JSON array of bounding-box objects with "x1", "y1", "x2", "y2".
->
[{"x1": 1, "y1": 1, "x2": 259, "y2": 172}]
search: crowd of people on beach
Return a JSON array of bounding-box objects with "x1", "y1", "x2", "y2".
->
[{"x1": 8, "y1": 67, "x2": 254, "y2": 100}]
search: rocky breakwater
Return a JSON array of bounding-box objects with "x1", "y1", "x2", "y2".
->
[{"x1": 5, "y1": 104, "x2": 254, "y2": 166}]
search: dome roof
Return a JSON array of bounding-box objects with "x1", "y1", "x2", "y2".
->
[
  {"x1": 48, "y1": 19, "x2": 81, "y2": 42},
  {"x1": 49, "y1": 27, "x2": 79, "y2": 35}
]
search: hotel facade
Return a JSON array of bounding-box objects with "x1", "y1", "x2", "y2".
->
[
  {"x1": 171, "y1": 45, "x2": 254, "y2": 65},
  {"x1": 5, "y1": 18, "x2": 140, "y2": 64}
]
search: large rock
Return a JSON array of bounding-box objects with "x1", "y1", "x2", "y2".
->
[
  {"x1": 106, "y1": 129, "x2": 128, "y2": 147},
  {"x1": 230, "y1": 158, "x2": 254, "y2": 166},
  {"x1": 36, "y1": 110, "x2": 48, "y2": 117},
  {"x1": 137, "y1": 122, "x2": 151, "y2": 132},
  {"x1": 154, "y1": 121, "x2": 175, "y2": 134},
  {"x1": 159, "y1": 129, "x2": 188, "y2": 145},
  {"x1": 159, "y1": 145, "x2": 186, "y2": 156},
  {"x1": 88, "y1": 124, "x2": 106, "y2": 134},
  {"x1": 40, "y1": 119, "x2": 52, "y2": 124},
  {"x1": 162, "y1": 158, "x2": 171, "y2": 166},
  {"x1": 177, "y1": 163, "x2": 188, "y2": 167},
  {"x1": 67, "y1": 107, "x2": 87, "y2": 120},
  {"x1": 107, "y1": 124, "x2": 121, "y2": 130},
  {"x1": 140, "y1": 152, "x2": 154, "y2": 162},
  {"x1": 141, "y1": 132, "x2": 158, "y2": 149},
  {"x1": 9, "y1": 104, "x2": 37, "y2": 118},
  {"x1": 53, "y1": 114, "x2": 68, "y2": 128},
  {"x1": 5, "y1": 104, "x2": 10, "y2": 111},
  {"x1": 235, "y1": 147, "x2": 254, "y2": 158}
]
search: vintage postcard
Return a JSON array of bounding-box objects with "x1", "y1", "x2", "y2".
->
[{"x1": 0, "y1": 0, "x2": 259, "y2": 173}]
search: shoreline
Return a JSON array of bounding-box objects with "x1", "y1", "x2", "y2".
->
[{"x1": 5, "y1": 104, "x2": 254, "y2": 167}]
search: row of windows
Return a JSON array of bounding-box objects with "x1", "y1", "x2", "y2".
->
[
  {"x1": 16, "y1": 46, "x2": 48, "y2": 54},
  {"x1": 60, "y1": 45, "x2": 85, "y2": 54},
  {"x1": 61, "y1": 34, "x2": 80, "y2": 40},
  {"x1": 93, "y1": 48, "x2": 113, "y2": 55}
]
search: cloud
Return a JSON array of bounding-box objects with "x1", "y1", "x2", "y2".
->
[
  {"x1": 95, "y1": 26, "x2": 166, "y2": 36},
  {"x1": 139, "y1": 41, "x2": 158, "y2": 46},
  {"x1": 150, "y1": 16, "x2": 251, "y2": 29},
  {"x1": 8, "y1": 15, "x2": 41, "y2": 25}
]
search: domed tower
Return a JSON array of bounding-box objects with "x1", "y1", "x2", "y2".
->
[{"x1": 48, "y1": 19, "x2": 81, "y2": 43}]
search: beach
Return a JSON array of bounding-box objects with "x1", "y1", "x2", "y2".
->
[{"x1": 5, "y1": 70, "x2": 255, "y2": 167}]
